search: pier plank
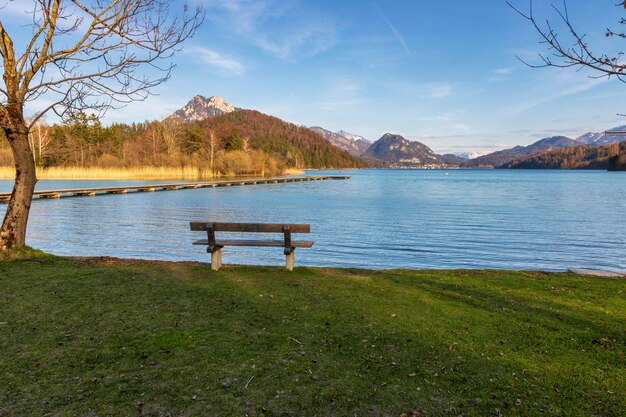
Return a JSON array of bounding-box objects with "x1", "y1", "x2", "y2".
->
[{"x1": 0, "y1": 176, "x2": 350, "y2": 203}]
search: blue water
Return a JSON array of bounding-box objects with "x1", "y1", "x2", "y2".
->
[{"x1": 1, "y1": 169, "x2": 625, "y2": 271}]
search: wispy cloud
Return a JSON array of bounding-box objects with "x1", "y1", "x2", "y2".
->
[
  {"x1": 418, "y1": 115, "x2": 452, "y2": 122},
  {"x1": 507, "y1": 74, "x2": 608, "y2": 115},
  {"x1": 383, "y1": 81, "x2": 453, "y2": 99},
  {"x1": 453, "y1": 123, "x2": 471, "y2": 130},
  {"x1": 371, "y1": 2, "x2": 413, "y2": 59},
  {"x1": 185, "y1": 46, "x2": 245, "y2": 75},
  {"x1": 316, "y1": 78, "x2": 364, "y2": 111},
  {"x1": 493, "y1": 67, "x2": 513, "y2": 76},
  {"x1": 0, "y1": 0, "x2": 34, "y2": 18},
  {"x1": 202, "y1": 0, "x2": 337, "y2": 60},
  {"x1": 104, "y1": 95, "x2": 182, "y2": 122},
  {"x1": 488, "y1": 67, "x2": 516, "y2": 82},
  {"x1": 427, "y1": 83, "x2": 452, "y2": 98}
]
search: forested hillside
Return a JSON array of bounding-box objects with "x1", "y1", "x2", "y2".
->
[
  {"x1": 199, "y1": 110, "x2": 364, "y2": 169},
  {"x1": 0, "y1": 110, "x2": 365, "y2": 177},
  {"x1": 502, "y1": 142, "x2": 626, "y2": 169}
]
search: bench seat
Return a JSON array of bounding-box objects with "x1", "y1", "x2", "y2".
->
[
  {"x1": 191, "y1": 221, "x2": 313, "y2": 271},
  {"x1": 193, "y1": 239, "x2": 314, "y2": 248}
]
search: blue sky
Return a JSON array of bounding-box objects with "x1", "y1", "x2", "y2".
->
[{"x1": 6, "y1": 0, "x2": 626, "y2": 154}]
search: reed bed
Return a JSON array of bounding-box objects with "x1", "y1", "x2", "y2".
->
[
  {"x1": 282, "y1": 167, "x2": 305, "y2": 175},
  {"x1": 0, "y1": 166, "x2": 221, "y2": 181},
  {"x1": 0, "y1": 166, "x2": 305, "y2": 181}
]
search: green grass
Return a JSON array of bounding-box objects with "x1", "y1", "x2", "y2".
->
[{"x1": 0, "y1": 251, "x2": 624, "y2": 416}]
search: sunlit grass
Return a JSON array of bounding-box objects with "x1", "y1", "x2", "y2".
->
[{"x1": 1, "y1": 251, "x2": 624, "y2": 416}]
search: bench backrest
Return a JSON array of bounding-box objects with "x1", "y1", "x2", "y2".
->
[{"x1": 190, "y1": 222, "x2": 310, "y2": 234}]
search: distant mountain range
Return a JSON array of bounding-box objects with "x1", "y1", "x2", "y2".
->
[
  {"x1": 461, "y1": 128, "x2": 626, "y2": 168},
  {"x1": 439, "y1": 154, "x2": 467, "y2": 165},
  {"x1": 455, "y1": 151, "x2": 491, "y2": 160},
  {"x1": 309, "y1": 127, "x2": 371, "y2": 157},
  {"x1": 462, "y1": 136, "x2": 580, "y2": 168},
  {"x1": 502, "y1": 141, "x2": 626, "y2": 170},
  {"x1": 166, "y1": 95, "x2": 626, "y2": 170}
]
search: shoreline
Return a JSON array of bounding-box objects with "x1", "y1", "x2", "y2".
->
[{"x1": 4, "y1": 249, "x2": 625, "y2": 278}]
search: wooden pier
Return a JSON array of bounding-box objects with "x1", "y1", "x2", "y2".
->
[{"x1": 0, "y1": 175, "x2": 350, "y2": 204}]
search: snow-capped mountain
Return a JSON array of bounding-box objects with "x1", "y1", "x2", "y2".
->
[
  {"x1": 337, "y1": 130, "x2": 369, "y2": 143},
  {"x1": 168, "y1": 95, "x2": 237, "y2": 122},
  {"x1": 576, "y1": 125, "x2": 626, "y2": 145},
  {"x1": 454, "y1": 151, "x2": 492, "y2": 160},
  {"x1": 309, "y1": 127, "x2": 372, "y2": 156}
]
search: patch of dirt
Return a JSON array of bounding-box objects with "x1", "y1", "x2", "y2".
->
[{"x1": 72, "y1": 256, "x2": 203, "y2": 268}]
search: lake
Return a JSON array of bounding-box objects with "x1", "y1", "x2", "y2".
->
[{"x1": 1, "y1": 169, "x2": 625, "y2": 272}]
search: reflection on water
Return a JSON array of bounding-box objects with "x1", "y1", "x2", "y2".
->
[{"x1": 1, "y1": 169, "x2": 625, "y2": 271}]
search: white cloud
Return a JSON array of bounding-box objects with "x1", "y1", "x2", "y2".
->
[
  {"x1": 493, "y1": 67, "x2": 513, "y2": 75},
  {"x1": 185, "y1": 46, "x2": 245, "y2": 75},
  {"x1": 202, "y1": 0, "x2": 337, "y2": 60},
  {"x1": 454, "y1": 123, "x2": 471, "y2": 130}
]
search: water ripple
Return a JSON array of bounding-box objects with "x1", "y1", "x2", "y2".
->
[{"x1": 1, "y1": 169, "x2": 625, "y2": 271}]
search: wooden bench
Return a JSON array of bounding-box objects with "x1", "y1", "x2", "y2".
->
[{"x1": 190, "y1": 222, "x2": 313, "y2": 271}]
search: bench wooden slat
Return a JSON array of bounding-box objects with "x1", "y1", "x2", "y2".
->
[
  {"x1": 190, "y1": 222, "x2": 310, "y2": 233},
  {"x1": 193, "y1": 239, "x2": 314, "y2": 248}
]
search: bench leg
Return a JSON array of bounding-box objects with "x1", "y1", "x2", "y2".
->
[
  {"x1": 211, "y1": 248, "x2": 222, "y2": 271},
  {"x1": 285, "y1": 251, "x2": 295, "y2": 271}
]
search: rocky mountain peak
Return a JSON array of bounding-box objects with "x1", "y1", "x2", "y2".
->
[
  {"x1": 168, "y1": 95, "x2": 236, "y2": 122},
  {"x1": 309, "y1": 126, "x2": 372, "y2": 157},
  {"x1": 337, "y1": 130, "x2": 370, "y2": 144},
  {"x1": 364, "y1": 133, "x2": 441, "y2": 167}
]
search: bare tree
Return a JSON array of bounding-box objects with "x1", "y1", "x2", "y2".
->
[
  {"x1": 145, "y1": 120, "x2": 164, "y2": 163},
  {"x1": 161, "y1": 117, "x2": 181, "y2": 156},
  {"x1": 0, "y1": 0, "x2": 203, "y2": 249},
  {"x1": 242, "y1": 136, "x2": 250, "y2": 154},
  {"x1": 28, "y1": 118, "x2": 51, "y2": 166},
  {"x1": 208, "y1": 129, "x2": 217, "y2": 173},
  {"x1": 510, "y1": 1, "x2": 626, "y2": 80}
]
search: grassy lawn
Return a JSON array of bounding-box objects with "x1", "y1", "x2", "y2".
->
[{"x1": 0, "y1": 250, "x2": 624, "y2": 416}]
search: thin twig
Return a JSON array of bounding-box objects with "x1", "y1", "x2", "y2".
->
[{"x1": 288, "y1": 337, "x2": 303, "y2": 346}]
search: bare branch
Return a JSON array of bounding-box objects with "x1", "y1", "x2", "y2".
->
[
  {"x1": 510, "y1": 0, "x2": 626, "y2": 81},
  {"x1": 1, "y1": 0, "x2": 204, "y2": 124}
]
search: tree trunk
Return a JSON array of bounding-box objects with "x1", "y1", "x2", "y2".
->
[{"x1": 0, "y1": 120, "x2": 37, "y2": 250}]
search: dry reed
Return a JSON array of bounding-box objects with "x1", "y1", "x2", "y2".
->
[{"x1": 0, "y1": 166, "x2": 220, "y2": 181}]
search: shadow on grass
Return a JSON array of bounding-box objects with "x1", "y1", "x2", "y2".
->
[{"x1": 0, "y1": 258, "x2": 624, "y2": 416}]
